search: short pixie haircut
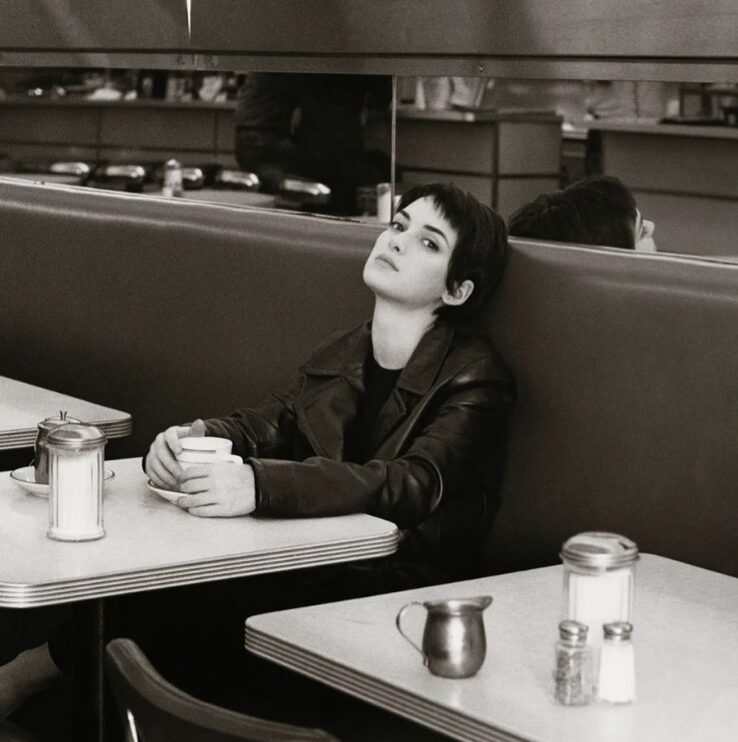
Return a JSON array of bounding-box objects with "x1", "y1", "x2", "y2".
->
[
  {"x1": 396, "y1": 183, "x2": 509, "y2": 323},
  {"x1": 508, "y1": 175, "x2": 637, "y2": 250}
]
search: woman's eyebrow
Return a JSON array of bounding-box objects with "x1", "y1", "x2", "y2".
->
[{"x1": 423, "y1": 224, "x2": 450, "y2": 245}]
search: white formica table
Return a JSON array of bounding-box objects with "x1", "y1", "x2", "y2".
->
[
  {"x1": 0, "y1": 457, "x2": 399, "y2": 607},
  {"x1": 245, "y1": 554, "x2": 738, "y2": 742},
  {"x1": 0, "y1": 375, "x2": 132, "y2": 450}
]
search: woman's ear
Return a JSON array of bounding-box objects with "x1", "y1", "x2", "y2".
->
[{"x1": 442, "y1": 279, "x2": 475, "y2": 307}]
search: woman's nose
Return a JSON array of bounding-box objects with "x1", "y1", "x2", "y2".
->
[{"x1": 389, "y1": 234, "x2": 404, "y2": 252}]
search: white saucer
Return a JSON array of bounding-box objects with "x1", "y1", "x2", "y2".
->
[
  {"x1": 145, "y1": 479, "x2": 184, "y2": 504},
  {"x1": 10, "y1": 466, "x2": 115, "y2": 497}
]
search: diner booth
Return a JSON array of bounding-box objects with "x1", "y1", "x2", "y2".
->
[{"x1": 1, "y1": 2, "x2": 738, "y2": 741}]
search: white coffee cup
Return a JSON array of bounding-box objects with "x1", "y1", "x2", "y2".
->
[{"x1": 176, "y1": 436, "x2": 243, "y2": 471}]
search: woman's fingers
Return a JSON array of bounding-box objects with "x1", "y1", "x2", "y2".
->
[
  {"x1": 178, "y1": 468, "x2": 210, "y2": 493},
  {"x1": 146, "y1": 456, "x2": 179, "y2": 490},
  {"x1": 176, "y1": 492, "x2": 216, "y2": 510},
  {"x1": 186, "y1": 504, "x2": 229, "y2": 518},
  {"x1": 164, "y1": 425, "x2": 192, "y2": 456},
  {"x1": 190, "y1": 419, "x2": 207, "y2": 437}
]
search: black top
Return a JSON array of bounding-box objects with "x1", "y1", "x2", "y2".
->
[{"x1": 345, "y1": 353, "x2": 401, "y2": 464}]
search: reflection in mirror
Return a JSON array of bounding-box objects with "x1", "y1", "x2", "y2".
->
[
  {"x1": 394, "y1": 76, "x2": 738, "y2": 259},
  {"x1": 0, "y1": 67, "x2": 393, "y2": 219}
]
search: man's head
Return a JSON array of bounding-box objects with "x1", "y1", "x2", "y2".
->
[
  {"x1": 391, "y1": 183, "x2": 509, "y2": 322},
  {"x1": 508, "y1": 175, "x2": 654, "y2": 252}
]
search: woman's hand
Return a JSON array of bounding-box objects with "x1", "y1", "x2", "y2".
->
[
  {"x1": 144, "y1": 418, "x2": 206, "y2": 490},
  {"x1": 175, "y1": 462, "x2": 257, "y2": 517}
]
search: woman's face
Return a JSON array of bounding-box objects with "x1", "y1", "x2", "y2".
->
[
  {"x1": 363, "y1": 196, "x2": 459, "y2": 311},
  {"x1": 634, "y1": 209, "x2": 656, "y2": 252}
]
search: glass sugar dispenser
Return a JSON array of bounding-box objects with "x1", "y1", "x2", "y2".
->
[
  {"x1": 553, "y1": 620, "x2": 593, "y2": 706},
  {"x1": 560, "y1": 531, "x2": 638, "y2": 646},
  {"x1": 47, "y1": 423, "x2": 107, "y2": 542}
]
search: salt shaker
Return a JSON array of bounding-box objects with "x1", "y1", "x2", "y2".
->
[
  {"x1": 34, "y1": 412, "x2": 81, "y2": 484},
  {"x1": 561, "y1": 532, "x2": 638, "y2": 647},
  {"x1": 554, "y1": 620, "x2": 593, "y2": 705},
  {"x1": 47, "y1": 423, "x2": 107, "y2": 542},
  {"x1": 597, "y1": 622, "x2": 636, "y2": 703}
]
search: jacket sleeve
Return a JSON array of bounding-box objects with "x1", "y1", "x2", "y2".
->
[
  {"x1": 251, "y1": 355, "x2": 513, "y2": 529},
  {"x1": 202, "y1": 375, "x2": 304, "y2": 460}
]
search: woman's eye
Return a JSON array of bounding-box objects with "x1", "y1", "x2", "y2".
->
[
  {"x1": 423, "y1": 239, "x2": 439, "y2": 251},
  {"x1": 389, "y1": 221, "x2": 404, "y2": 232}
]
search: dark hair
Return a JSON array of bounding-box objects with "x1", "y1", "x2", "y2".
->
[
  {"x1": 508, "y1": 175, "x2": 637, "y2": 250},
  {"x1": 396, "y1": 183, "x2": 509, "y2": 322}
]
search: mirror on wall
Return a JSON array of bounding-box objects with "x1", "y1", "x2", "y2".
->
[
  {"x1": 0, "y1": 67, "x2": 393, "y2": 218},
  {"x1": 1, "y1": 66, "x2": 737, "y2": 258},
  {"x1": 393, "y1": 76, "x2": 738, "y2": 259}
]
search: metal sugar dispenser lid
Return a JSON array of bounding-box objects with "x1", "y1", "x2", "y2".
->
[
  {"x1": 47, "y1": 422, "x2": 106, "y2": 451},
  {"x1": 560, "y1": 531, "x2": 639, "y2": 572}
]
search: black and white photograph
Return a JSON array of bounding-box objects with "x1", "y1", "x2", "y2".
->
[{"x1": 1, "y1": 2, "x2": 737, "y2": 740}]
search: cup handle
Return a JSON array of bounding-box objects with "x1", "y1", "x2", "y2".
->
[
  {"x1": 395, "y1": 602, "x2": 426, "y2": 662},
  {"x1": 225, "y1": 454, "x2": 243, "y2": 464}
]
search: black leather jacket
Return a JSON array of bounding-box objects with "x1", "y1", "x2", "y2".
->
[{"x1": 205, "y1": 321, "x2": 514, "y2": 586}]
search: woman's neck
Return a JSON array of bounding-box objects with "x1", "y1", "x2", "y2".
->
[{"x1": 370, "y1": 300, "x2": 436, "y2": 369}]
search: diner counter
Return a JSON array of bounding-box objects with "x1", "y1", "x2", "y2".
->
[
  {"x1": 396, "y1": 106, "x2": 562, "y2": 219},
  {"x1": 580, "y1": 117, "x2": 738, "y2": 257},
  {"x1": 396, "y1": 106, "x2": 561, "y2": 124},
  {"x1": 583, "y1": 117, "x2": 738, "y2": 141}
]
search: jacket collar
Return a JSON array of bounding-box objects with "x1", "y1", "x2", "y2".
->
[{"x1": 303, "y1": 320, "x2": 455, "y2": 395}]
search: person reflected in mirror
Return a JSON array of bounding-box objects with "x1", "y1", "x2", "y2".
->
[
  {"x1": 145, "y1": 182, "x2": 514, "y2": 592},
  {"x1": 234, "y1": 72, "x2": 392, "y2": 215},
  {"x1": 508, "y1": 175, "x2": 657, "y2": 253}
]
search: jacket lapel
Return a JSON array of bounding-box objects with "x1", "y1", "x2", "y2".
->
[
  {"x1": 294, "y1": 323, "x2": 369, "y2": 460},
  {"x1": 293, "y1": 321, "x2": 455, "y2": 459},
  {"x1": 369, "y1": 322, "x2": 455, "y2": 452}
]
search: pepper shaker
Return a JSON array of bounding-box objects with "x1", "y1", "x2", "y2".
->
[{"x1": 554, "y1": 620, "x2": 593, "y2": 705}]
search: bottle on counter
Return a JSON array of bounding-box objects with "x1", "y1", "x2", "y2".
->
[
  {"x1": 162, "y1": 158, "x2": 184, "y2": 197},
  {"x1": 560, "y1": 531, "x2": 638, "y2": 648},
  {"x1": 554, "y1": 620, "x2": 593, "y2": 706},
  {"x1": 47, "y1": 423, "x2": 107, "y2": 542},
  {"x1": 597, "y1": 622, "x2": 636, "y2": 704}
]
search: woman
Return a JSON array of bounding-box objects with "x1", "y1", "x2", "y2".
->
[
  {"x1": 508, "y1": 175, "x2": 657, "y2": 252},
  {"x1": 145, "y1": 182, "x2": 514, "y2": 591}
]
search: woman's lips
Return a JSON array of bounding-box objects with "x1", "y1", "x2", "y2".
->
[{"x1": 376, "y1": 254, "x2": 399, "y2": 270}]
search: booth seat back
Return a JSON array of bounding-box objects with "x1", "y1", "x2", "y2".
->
[
  {"x1": 1, "y1": 179, "x2": 737, "y2": 576},
  {"x1": 0, "y1": 179, "x2": 375, "y2": 460},
  {"x1": 484, "y1": 240, "x2": 738, "y2": 577}
]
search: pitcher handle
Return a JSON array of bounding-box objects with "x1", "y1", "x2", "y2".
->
[{"x1": 395, "y1": 601, "x2": 426, "y2": 661}]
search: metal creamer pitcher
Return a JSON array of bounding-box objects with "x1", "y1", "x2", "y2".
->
[
  {"x1": 395, "y1": 595, "x2": 493, "y2": 678},
  {"x1": 34, "y1": 412, "x2": 81, "y2": 484}
]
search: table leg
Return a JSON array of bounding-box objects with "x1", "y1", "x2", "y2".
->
[{"x1": 95, "y1": 598, "x2": 105, "y2": 742}]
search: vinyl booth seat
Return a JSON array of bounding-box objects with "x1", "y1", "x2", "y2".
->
[{"x1": 1, "y1": 178, "x2": 737, "y2": 577}]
